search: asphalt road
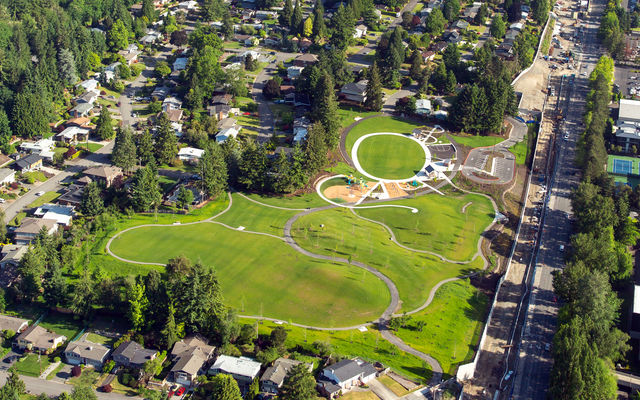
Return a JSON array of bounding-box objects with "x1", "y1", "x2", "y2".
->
[{"x1": 508, "y1": 0, "x2": 603, "y2": 397}]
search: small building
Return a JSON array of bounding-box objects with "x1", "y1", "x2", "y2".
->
[
  {"x1": 415, "y1": 99, "x2": 432, "y2": 115},
  {"x1": 14, "y1": 154, "x2": 43, "y2": 172},
  {"x1": 77, "y1": 79, "x2": 99, "y2": 93},
  {"x1": 0, "y1": 245, "x2": 28, "y2": 269},
  {"x1": 218, "y1": 118, "x2": 239, "y2": 131},
  {"x1": 293, "y1": 53, "x2": 319, "y2": 67},
  {"x1": 14, "y1": 325, "x2": 67, "y2": 354},
  {"x1": 216, "y1": 127, "x2": 240, "y2": 143},
  {"x1": 0, "y1": 314, "x2": 28, "y2": 334},
  {"x1": 14, "y1": 218, "x2": 58, "y2": 245},
  {"x1": 83, "y1": 166, "x2": 123, "y2": 188},
  {"x1": 509, "y1": 22, "x2": 524, "y2": 31},
  {"x1": 169, "y1": 336, "x2": 215, "y2": 387},
  {"x1": 20, "y1": 138, "x2": 54, "y2": 155},
  {"x1": 287, "y1": 66, "x2": 305, "y2": 79},
  {"x1": 112, "y1": 341, "x2": 159, "y2": 369},
  {"x1": 422, "y1": 51, "x2": 436, "y2": 62},
  {"x1": 615, "y1": 99, "x2": 640, "y2": 152},
  {"x1": 317, "y1": 359, "x2": 377, "y2": 399},
  {"x1": 166, "y1": 108, "x2": 184, "y2": 123},
  {"x1": 163, "y1": 97, "x2": 183, "y2": 112},
  {"x1": 178, "y1": 147, "x2": 205, "y2": 163},
  {"x1": 34, "y1": 204, "x2": 75, "y2": 227},
  {"x1": 119, "y1": 45, "x2": 141, "y2": 66},
  {"x1": 353, "y1": 24, "x2": 368, "y2": 38},
  {"x1": 173, "y1": 57, "x2": 189, "y2": 71},
  {"x1": 64, "y1": 339, "x2": 111, "y2": 368},
  {"x1": 293, "y1": 117, "x2": 310, "y2": 143},
  {"x1": 58, "y1": 184, "x2": 86, "y2": 207},
  {"x1": 261, "y1": 358, "x2": 309, "y2": 394},
  {"x1": 340, "y1": 80, "x2": 368, "y2": 104},
  {"x1": 209, "y1": 355, "x2": 262, "y2": 390},
  {"x1": 77, "y1": 91, "x2": 99, "y2": 105},
  {"x1": 57, "y1": 127, "x2": 90, "y2": 145},
  {"x1": 0, "y1": 168, "x2": 16, "y2": 185},
  {"x1": 151, "y1": 86, "x2": 170, "y2": 100}
]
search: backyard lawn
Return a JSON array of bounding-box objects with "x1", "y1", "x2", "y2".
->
[
  {"x1": 394, "y1": 279, "x2": 488, "y2": 376},
  {"x1": 355, "y1": 134, "x2": 426, "y2": 180},
  {"x1": 28, "y1": 192, "x2": 61, "y2": 208},
  {"x1": 38, "y1": 312, "x2": 84, "y2": 341},
  {"x1": 355, "y1": 193, "x2": 495, "y2": 261},
  {"x1": 345, "y1": 116, "x2": 424, "y2": 153},
  {"x1": 108, "y1": 222, "x2": 390, "y2": 327},
  {"x1": 14, "y1": 354, "x2": 50, "y2": 377}
]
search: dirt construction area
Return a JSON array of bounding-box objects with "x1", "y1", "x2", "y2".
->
[{"x1": 514, "y1": 58, "x2": 551, "y2": 112}]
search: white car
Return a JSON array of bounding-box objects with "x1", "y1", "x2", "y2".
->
[
  {"x1": 0, "y1": 198, "x2": 5, "y2": 204},
  {"x1": 563, "y1": 133, "x2": 569, "y2": 140},
  {"x1": 35, "y1": 191, "x2": 45, "y2": 196}
]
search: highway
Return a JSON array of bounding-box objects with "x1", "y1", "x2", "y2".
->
[{"x1": 506, "y1": 0, "x2": 605, "y2": 398}]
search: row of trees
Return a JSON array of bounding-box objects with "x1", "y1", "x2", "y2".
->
[
  {"x1": 549, "y1": 56, "x2": 632, "y2": 400},
  {"x1": 599, "y1": 0, "x2": 629, "y2": 58}
]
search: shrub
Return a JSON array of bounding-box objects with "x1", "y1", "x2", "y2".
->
[
  {"x1": 54, "y1": 356, "x2": 61, "y2": 363},
  {"x1": 102, "y1": 384, "x2": 113, "y2": 393},
  {"x1": 71, "y1": 366, "x2": 82, "y2": 377}
]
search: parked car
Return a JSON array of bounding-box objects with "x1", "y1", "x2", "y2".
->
[
  {"x1": 35, "y1": 191, "x2": 45, "y2": 196},
  {"x1": 176, "y1": 387, "x2": 185, "y2": 396}
]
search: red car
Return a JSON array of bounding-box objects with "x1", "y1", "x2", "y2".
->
[
  {"x1": 167, "y1": 390, "x2": 174, "y2": 398},
  {"x1": 175, "y1": 387, "x2": 186, "y2": 396}
]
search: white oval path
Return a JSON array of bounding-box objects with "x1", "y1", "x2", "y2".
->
[{"x1": 351, "y1": 132, "x2": 432, "y2": 183}]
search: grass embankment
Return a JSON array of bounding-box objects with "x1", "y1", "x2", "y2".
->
[
  {"x1": 215, "y1": 193, "x2": 298, "y2": 236},
  {"x1": 28, "y1": 192, "x2": 61, "y2": 208},
  {"x1": 450, "y1": 134, "x2": 504, "y2": 148}
]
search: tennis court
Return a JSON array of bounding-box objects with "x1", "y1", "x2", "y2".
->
[{"x1": 613, "y1": 158, "x2": 633, "y2": 175}]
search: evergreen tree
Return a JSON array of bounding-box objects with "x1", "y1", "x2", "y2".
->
[
  {"x1": 210, "y1": 374, "x2": 242, "y2": 400},
  {"x1": 130, "y1": 165, "x2": 162, "y2": 211},
  {"x1": 43, "y1": 262, "x2": 67, "y2": 307},
  {"x1": 490, "y1": 15, "x2": 506, "y2": 38},
  {"x1": 155, "y1": 113, "x2": 178, "y2": 165},
  {"x1": 176, "y1": 186, "x2": 194, "y2": 209},
  {"x1": 289, "y1": 144, "x2": 308, "y2": 190},
  {"x1": 112, "y1": 126, "x2": 137, "y2": 173},
  {"x1": 313, "y1": 72, "x2": 341, "y2": 149},
  {"x1": 445, "y1": 70, "x2": 457, "y2": 93},
  {"x1": 222, "y1": 13, "x2": 234, "y2": 39},
  {"x1": 70, "y1": 268, "x2": 95, "y2": 319},
  {"x1": 127, "y1": 282, "x2": 148, "y2": 331},
  {"x1": 409, "y1": 52, "x2": 423, "y2": 81},
  {"x1": 238, "y1": 141, "x2": 269, "y2": 191},
  {"x1": 532, "y1": 0, "x2": 549, "y2": 24},
  {"x1": 331, "y1": 4, "x2": 355, "y2": 49},
  {"x1": 425, "y1": 8, "x2": 446, "y2": 35},
  {"x1": 443, "y1": 44, "x2": 460, "y2": 71},
  {"x1": 18, "y1": 245, "x2": 45, "y2": 302},
  {"x1": 142, "y1": 0, "x2": 156, "y2": 22},
  {"x1": 245, "y1": 378, "x2": 259, "y2": 400},
  {"x1": 81, "y1": 182, "x2": 105, "y2": 217},
  {"x1": 198, "y1": 143, "x2": 228, "y2": 198},
  {"x1": 96, "y1": 107, "x2": 114, "y2": 140},
  {"x1": 280, "y1": 0, "x2": 293, "y2": 27},
  {"x1": 2, "y1": 367, "x2": 25, "y2": 398},
  {"x1": 312, "y1": 2, "x2": 327, "y2": 40},
  {"x1": 271, "y1": 150, "x2": 292, "y2": 193},
  {"x1": 365, "y1": 62, "x2": 383, "y2": 112},
  {"x1": 0, "y1": 110, "x2": 11, "y2": 148},
  {"x1": 161, "y1": 304, "x2": 180, "y2": 350},
  {"x1": 107, "y1": 19, "x2": 130, "y2": 51},
  {"x1": 0, "y1": 210, "x2": 6, "y2": 243},
  {"x1": 475, "y1": 3, "x2": 488, "y2": 25},
  {"x1": 58, "y1": 48, "x2": 78, "y2": 85},
  {"x1": 292, "y1": 0, "x2": 303, "y2": 34},
  {"x1": 12, "y1": 91, "x2": 49, "y2": 138},
  {"x1": 304, "y1": 122, "x2": 328, "y2": 174},
  {"x1": 279, "y1": 364, "x2": 317, "y2": 400},
  {"x1": 136, "y1": 129, "x2": 155, "y2": 166},
  {"x1": 442, "y1": 0, "x2": 461, "y2": 21},
  {"x1": 303, "y1": 17, "x2": 313, "y2": 37}
]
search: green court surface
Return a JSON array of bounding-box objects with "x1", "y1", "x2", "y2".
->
[
  {"x1": 345, "y1": 116, "x2": 424, "y2": 154},
  {"x1": 607, "y1": 154, "x2": 639, "y2": 175},
  {"x1": 108, "y1": 223, "x2": 390, "y2": 327},
  {"x1": 356, "y1": 135, "x2": 426, "y2": 180}
]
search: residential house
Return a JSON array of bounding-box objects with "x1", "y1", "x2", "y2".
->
[
  {"x1": 169, "y1": 336, "x2": 215, "y2": 387},
  {"x1": 294, "y1": 93, "x2": 311, "y2": 107},
  {"x1": 218, "y1": 118, "x2": 239, "y2": 131},
  {"x1": 216, "y1": 127, "x2": 240, "y2": 143},
  {"x1": 340, "y1": 80, "x2": 368, "y2": 104},
  {"x1": 422, "y1": 51, "x2": 436, "y2": 62},
  {"x1": 83, "y1": 166, "x2": 123, "y2": 188},
  {"x1": 287, "y1": 66, "x2": 305, "y2": 79},
  {"x1": 0, "y1": 315, "x2": 28, "y2": 334},
  {"x1": 0, "y1": 168, "x2": 15, "y2": 185},
  {"x1": 354, "y1": 24, "x2": 368, "y2": 38},
  {"x1": 58, "y1": 183, "x2": 87, "y2": 207},
  {"x1": 77, "y1": 91, "x2": 99, "y2": 105},
  {"x1": 112, "y1": 341, "x2": 158, "y2": 369},
  {"x1": 239, "y1": 50, "x2": 260, "y2": 63},
  {"x1": 57, "y1": 127, "x2": 90, "y2": 145},
  {"x1": 141, "y1": 30, "x2": 162, "y2": 46},
  {"x1": 261, "y1": 358, "x2": 310, "y2": 394},
  {"x1": 163, "y1": 97, "x2": 183, "y2": 112},
  {"x1": 463, "y1": 3, "x2": 480, "y2": 20},
  {"x1": 166, "y1": 109, "x2": 184, "y2": 123},
  {"x1": 14, "y1": 154, "x2": 43, "y2": 172},
  {"x1": 104, "y1": 62, "x2": 121, "y2": 82},
  {"x1": 70, "y1": 103, "x2": 94, "y2": 118},
  {"x1": 415, "y1": 99, "x2": 432, "y2": 115},
  {"x1": 504, "y1": 29, "x2": 519, "y2": 41},
  {"x1": 0, "y1": 245, "x2": 28, "y2": 268},
  {"x1": 34, "y1": 204, "x2": 75, "y2": 227},
  {"x1": 66, "y1": 117, "x2": 93, "y2": 129},
  {"x1": 299, "y1": 38, "x2": 312, "y2": 50},
  {"x1": 452, "y1": 19, "x2": 469, "y2": 30},
  {"x1": 616, "y1": 99, "x2": 640, "y2": 152},
  {"x1": 173, "y1": 57, "x2": 189, "y2": 72},
  {"x1": 212, "y1": 94, "x2": 233, "y2": 106},
  {"x1": 152, "y1": 86, "x2": 170, "y2": 100},
  {"x1": 64, "y1": 339, "x2": 111, "y2": 368},
  {"x1": 209, "y1": 355, "x2": 261, "y2": 390},
  {"x1": 14, "y1": 218, "x2": 58, "y2": 245},
  {"x1": 264, "y1": 37, "x2": 280, "y2": 47},
  {"x1": 77, "y1": 79, "x2": 99, "y2": 93},
  {"x1": 234, "y1": 34, "x2": 251, "y2": 43},
  {"x1": 207, "y1": 104, "x2": 231, "y2": 120},
  {"x1": 432, "y1": 41, "x2": 448, "y2": 53},
  {"x1": 14, "y1": 325, "x2": 67, "y2": 354},
  {"x1": 178, "y1": 147, "x2": 205, "y2": 163},
  {"x1": 293, "y1": 117, "x2": 310, "y2": 143},
  {"x1": 445, "y1": 30, "x2": 462, "y2": 44},
  {"x1": 178, "y1": 0, "x2": 198, "y2": 11},
  {"x1": 255, "y1": 10, "x2": 278, "y2": 19},
  {"x1": 293, "y1": 53, "x2": 319, "y2": 67},
  {"x1": 317, "y1": 359, "x2": 378, "y2": 398},
  {"x1": 509, "y1": 22, "x2": 524, "y2": 31},
  {"x1": 20, "y1": 138, "x2": 54, "y2": 156}
]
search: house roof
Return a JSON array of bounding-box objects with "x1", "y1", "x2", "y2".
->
[
  {"x1": 166, "y1": 108, "x2": 183, "y2": 122},
  {"x1": 171, "y1": 351, "x2": 207, "y2": 376},
  {"x1": 171, "y1": 336, "x2": 215, "y2": 359},
  {"x1": 260, "y1": 358, "x2": 303, "y2": 386},
  {"x1": 0, "y1": 314, "x2": 28, "y2": 333},
  {"x1": 15, "y1": 154, "x2": 43, "y2": 170},
  {"x1": 83, "y1": 166, "x2": 123, "y2": 180},
  {"x1": 15, "y1": 218, "x2": 57, "y2": 235},
  {"x1": 341, "y1": 80, "x2": 368, "y2": 95},
  {"x1": 66, "y1": 117, "x2": 92, "y2": 127},
  {"x1": 295, "y1": 53, "x2": 319, "y2": 63},
  {"x1": 0, "y1": 168, "x2": 14, "y2": 182},
  {"x1": 210, "y1": 355, "x2": 261, "y2": 379},
  {"x1": 416, "y1": 99, "x2": 432, "y2": 109},
  {"x1": 34, "y1": 204, "x2": 75, "y2": 226},
  {"x1": 112, "y1": 341, "x2": 158, "y2": 365},
  {"x1": 0, "y1": 245, "x2": 28, "y2": 266},
  {"x1": 65, "y1": 339, "x2": 110, "y2": 361},
  {"x1": 619, "y1": 99, "x2": 640, "y2": 121},
  {"x1": 212, "y1": 94, "x2": 233, "y2": 105},
  {"x1": 16, "y1": 325, "x2": 66, "y2": 349},
  {"x1": 71, "y1": 103, "x2": 94, "y2": 114},
  {"x1": 323, "y1": 359, "x2": 376, "y2": 383},
  {"x1": 178, "y1": 147, "x2": 205, "y2": 158},
  {"x1": 217, "y1": 118, "x2": 238, "y2": 130},
  {"x1": 58, "y1": 127, "x2": 90, "y2": 140}
]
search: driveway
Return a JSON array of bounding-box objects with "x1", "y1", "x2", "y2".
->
[{"x1": 370, "y1": 379, "x2": 399, "y2": 400}]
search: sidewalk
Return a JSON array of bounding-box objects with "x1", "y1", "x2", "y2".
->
[{"x1": 39, "y1": 361, "x2": 60, "y2": 379}]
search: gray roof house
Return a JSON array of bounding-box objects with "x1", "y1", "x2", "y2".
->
[
  {"x1": 70, "y1": 103, "x2": 94, "y2": 118},
  {"x1": 112, "y1": 341, "x2": 158, "y2": 368},
  {"x1": 340, "y1": 80, "x2": 368, "y2": 104},
  {"x1": 14, "y1": 218, "x2": 58, "y2": 245},
  {"x1": 209, "y1": 355, "x2": 262, "y2": 391},
  {"x1": 14, "y1": 325, "x2": 67, "y2": 354},
  {"x1": 169, "y1": 336, "x2": 215, "y2": 387},
  {"x1": 0, "y1": 245, "x2": 28, "y2": 268},
  {"x1": 0, "y1": 315, "x2": 28, "y2": 334},
  {"x1": 15, "y1": 154, "x2": 43, "y2": 172},
  {"x1": 260, "y1": 358, "x2": 311, "y2": 394},
  {"x1": 0, "y1": 168, "x2": 16, "y2": 185},
  {"x1": 64, "y1": 339, "x2": 111, "y2": 368},
  {"x1": 317, "y1": 359, "x2": 378, "y2": 398}
]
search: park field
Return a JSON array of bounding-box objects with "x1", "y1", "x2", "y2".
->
[
  {"x1": 108, "y1": 222, "x2": 390, "y2": 327},
  {"x1": 356, "y1": 135, "x2": 426, "y2": 180},
  {"x1": 345, "y1": 116, "x2": 424, "y2": 154}
]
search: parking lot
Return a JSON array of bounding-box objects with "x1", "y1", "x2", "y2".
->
[{"x1": 615, "y1": 64, "x2": 640, "y2": 96}]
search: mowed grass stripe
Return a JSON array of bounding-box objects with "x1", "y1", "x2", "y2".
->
[
  {"x1": 109, "y1": 223, "x2": 390, "y2": 327},
  {"x1": 356, "y1": 135, "x2": 425, "y2": 180},
  {"x1": 345, "y1": 116, "x2": 424, "y2": 154},
  {"x1": 355, "y1": 193, "x2": 494, "y2": 261}
]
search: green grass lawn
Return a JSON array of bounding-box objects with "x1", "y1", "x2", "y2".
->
[
  {"x1": 46, "y1": 362, "x2": 66, "y2": 380},
  {"x1": 394, "y1": 279, "x2": 488, "y2": 376},
  {"x1": 157, "y1": 175, "x2": 178, "y2": 194},
  {"x1": 356, "y1": 135, "x2": 425, "y2": 180},
  {"x1": 291, "y1": 207, "x2": 485, "y2": 312},
  {"x1": 248, "y1": 319, "x2": 432, "y2": 383},
  {"x1": 85, "y1": 333, "x2": 115, "y2": 347},
  {"x1": 355, "y1": 193, "x2": 494, "y2": 261},
  {"x1": 10, "y1": 212, "x2": 27, "y2": 227},
  {"x1": 242, "y1": 192, "x2": 327, "y2": 209},
  {"x1": 38, "y1": 312, "x2": 84, "y2": 340},
  {"x1": 69, "y1": 369, "x2": 100, "y2": 387},
  {"x1": 450, "y1": 134, "x2": 504, "y2": 148},
  {"x1": 345, "y1": 116, "x2": 424, "y2": 154},
  {"x1": 20, "y1": 171, "x2": 48, "y2": 183},
  {"x1": 14, "y1": 354, "x2": 50, "y2": 377},
  {"x1": 28, "y1": 192, "x2": 61, "y2": 208},
  {"x1": 378, "y1": 375, "x2": 411, "y2": 396},
  {"x1": 76, "y1": 142, "x2": 104, "y2": 153},
  {"x1": 109, "y1": 222, "x2": 390, "y2": 327},
  {"x1": 215, "y1": 193, "x2": 298, "y2": 236},
  {"x1": 337, "y1": 107, "x2": 380, "y2": 129}
]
